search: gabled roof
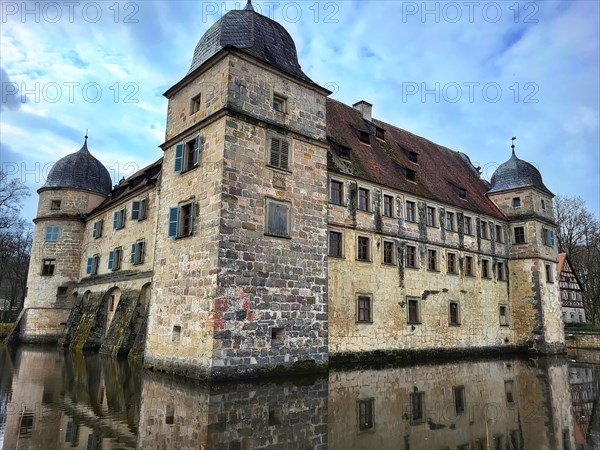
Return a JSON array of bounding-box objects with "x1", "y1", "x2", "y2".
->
[
  {"x1": 557, "y1": 252, "x2": 584, "y2": 290},
  {"x1": 326, "y1": 99, "x2": 505, "y2": 220}
]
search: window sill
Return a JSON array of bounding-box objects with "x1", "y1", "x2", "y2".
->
[
  {"x1": 449, "y1": 323, "x2": 461, "y2": 327},
  {"x1": 427, "y1": 269, "x2": 440, "y2": 273},
  {"x1": 357, "y1": 209, "x2": 373, "y2": 214},
  {"x1": 382, "y1": 214, "x2": 395, "y2": 219},
  {"x1": 329, "y1": 202, "x2": 345, "y2": 207},
  {"x1": 41, "y1": 274, "x2": 55, "y2": 277},
  {"x1": 405, "y1": 265, "x2": 418, "y2": 270},
  {"x1": 465, "y1": 273, "x2": 476, "y2": 277},
  {"x1": 356, "y1": 321, "x2": 373, "y2": 325},
  {"x1": 328, "y1": 255, "x2": 345, "y2": 260},
  {"x1": 264, "y1": 233, "x2": 292, "y2": 240},
  {"x1": 356, "y1": 259, "x2": 372, "y2": 263},
  {"x1": 447, "y1": 272, "x2": 459, "y2": 276},
  {"x1": 266, "y1": 164, "x2": 292, "y2": 174},
  {"x1": 180, "y1": 165, "x2": 199, "y2": 175},
  {"x1": 407, "y1": 321, "x2": 422, "y2": 325},
  {"x1": 405, "y1": 220, "x2": 418, "y2": 224},
  {"x1": 382, "y1": 262, "x2": 396, "y2": 266},
  {"x1": 512, "y1": 242, "x2": 527, "y2": 246},
  {"x1": 426, "y1": 224, "x2": 437, "y2": 228},
  {"x1": 175, "y1": 233, "x2": 193, "y2": 240},
  {"x1": 482, "y1": 277, "x2": 492, "y2": 280},
  {"x1": 500, "y1": 324, "x2": 510, "y2": 328}
]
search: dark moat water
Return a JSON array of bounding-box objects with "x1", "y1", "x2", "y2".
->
[{"x1": 0, "y1": 344, "x2": 598, "y2": 450}]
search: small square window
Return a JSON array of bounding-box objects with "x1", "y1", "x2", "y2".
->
[
  {"x1": 330, "y1": 180, "x2": 343, "y2": 205},
  {"x1": 273, "y1": 94, "x2": 287, "y2": 113},
  {"x1": 465, "y1": 256, "x2": 474, "y2": 276},
  {"x1": 407, "y1": 297, "x2": 420, "y2": 324},
  {"x1": 499, "y1": 305, "x2": 509, "y2": 326},
  {"x1": 271, "y1": 327, "x2": 284, "y2": 340},
  {"x1": 408, "y1": 150, "x2": 418, "y2": 163},
  {"x1": 45, "y1": 225, "x2": 60, "y2": 241},
  {"x1": 190, "y1": 93, "x2": 201, "y2": 115},
  {"x1": 545, "y1": 264, "x2": 554, "y2": 283},
  {"x1": 482, "y1": 259, "x2": 490, "y2": 279},
  {"x1": 514, "y1": 226, "x2": 526, "y2": 244},
  {"x1": 329, "y1": 231, "x2": 343, "y2": 257},
  {"x1": 50, "y1": 200, "x2": 61, "y2": 210},
  {"x1": 375, "y1": 126, "x2": 385, "y2": 140},
  {"x1": 383, "y1": 241, "x2": 395, "y2": 265},
  {"x1": 447, "y1": 253, "x2": 457, "y2": 274},
  {"x1": 383, "y1": 195, "x2": 394, "y2": 217},
  {"x1": 358, "y1": 188, "x2": 370, "y2": 212},
  {"x1": 266, "y1": 199, "x2": 291, "y2": 238},
  {"x1": 405, "y1": 168, "x2": 417, "y2": 182},
  {"x1": 357, "y1": 236, "x2": 371, "y2": 261},
  {"x1": 338, "y1": 145, "x2": 351, "y2": 160},
  {"x1": 426, "y1": 207, "x2": 436, "y2": 227},
  {"x1": 427, "y1": 249, "x2": 437, "y2": 271},
  {"x1": 358, "y1": 398, "x2": 375, "y2": 431},
  {"x1": 356, "y1": 128, "x2": 370, "y2": 144},
  {"x1": 406, "y1": 201, "x2": 416, "y2": 222},
  {"x1": 57, "y1": 286, "x2": 68, "y2": 296},
  {"x1": 42, "y1": 259, "x2": 56, "y2": 275},
  {"x1": 357, "y1": 295, "x2": 372, "y2": 323},
  {"x1": 405, "y1": 245, "x2": 417, "y2": 268},
  {"x1": 449, "y1": 301, "x2": 460, "y2": 325},
  {"x1": 512, "y1": 197, "x2": 521, "y2": 207},
  {"x1": 172, "y1": 325, "x2": 181, "y2": 342}
]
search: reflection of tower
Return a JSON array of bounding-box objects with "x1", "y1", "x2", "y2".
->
[
  {"x1": 21, "y1": 136, "x2": 112, "y2": 343},
  {"x1": 487, "y1": 139, "x2": 564, "y2": 353}
]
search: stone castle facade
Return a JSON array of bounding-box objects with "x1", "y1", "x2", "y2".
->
[{"x1": 14, "y1": 1, "x2": 565, "y2": 380}]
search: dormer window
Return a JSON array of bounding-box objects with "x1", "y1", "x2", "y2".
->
[
  {"x1": 406, "y1": 169, "x2": 417, "y2": 182},
  {"x1": 338, "y1": 145, "x2": 351, "y2": 160},
  {"x1": 190, "y1": 93, "x2": 201, "y2": 115},
  {"x1": 375, "y1": 126, "x2": 385, "y2": 140},
  {"x1": 273, "y1": 94, "x2": 287, "y2": 113},
  {"x1": 355, "y1": 128, "x2": 370, "y2": 144},
  {"x1": 512, "y1": 197, "x2": 521, "y2": 207}
]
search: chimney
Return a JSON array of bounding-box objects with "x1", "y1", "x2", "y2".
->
[{"x1": 353, "y1": 100, "x2": 373, "y2": 122}]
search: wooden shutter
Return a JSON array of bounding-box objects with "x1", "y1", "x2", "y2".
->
[
  {"x1": 108, "y1": 251, "x2": 115, "y2": 270},
  {"x1": 130, "y1": 243, "x2": 137, "y2": 264},
  {"x1": 194, "y1": 135, "x2": 201, "y2": 166},
  {"x1": 280, "y1": 140, "x2": 289, "y2": 170},
  {"x1": 86, "y1": 258, "x2": 93, "y2": 274},
  {"x1": 270, "y1": 138, "x2": 281, "y2": 168},
  {"x1": 113, "y1": 211, "x2": 119, "y2": 229},
  {"x1": 168, "y1": 207, "x2": 179, "y2": 238},
  {"x1": 188, "y1": 203, "x2": 195, "y2": 235},
  {"x1": 268, "y1": 202, "x2": 288, "y2": 236},
  {"x1": 174, "y1": 143, "x2": 184, "y2": 172},
  {"x1": 98, "y1": 220, "x2": 103, "y2": 237},
  {"x1": 131, "y1": 201, "x2": 140, "y2": 220}
]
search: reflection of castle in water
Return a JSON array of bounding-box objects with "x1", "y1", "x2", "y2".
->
[{"x1": 0, "y1": 346, "x2": 592, "y2": 449}]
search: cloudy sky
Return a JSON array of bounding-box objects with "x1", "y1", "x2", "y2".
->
[{"x1": 1, "y1": 0, "x2": 598, "y2": 223}]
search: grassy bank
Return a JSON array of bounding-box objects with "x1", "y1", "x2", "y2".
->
[{"x1": 565, "y1": 322, "x2": 600, "y2": 333}]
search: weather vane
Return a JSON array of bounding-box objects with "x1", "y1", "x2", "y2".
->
[{"x1": 511, "y1": 136, "x2": 516, "y2": 155}]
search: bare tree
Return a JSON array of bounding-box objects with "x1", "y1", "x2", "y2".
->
[
  {"x1": 554, "y1": 195, "x2": 600, "y2": 324},
  {"x1": 0, "y1": 171, "x2": 31, "y2": 322}
]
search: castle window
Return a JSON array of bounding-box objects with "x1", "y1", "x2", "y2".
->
[
  {"x1": 328, "y1": 231, "x2": 343, "y2": 257},
  {"x1": 271, "y1": 327, "x2": 284, "y2": 341},
  {"x1": 172, "y1": 326, "x2": 181, "y2": 342},
  {"x1": 358, "y1": 188, "x2": 370, "y2": 211},
  {"x1": 131, "y1": 240, "x2": 145, "y2": 265},
  {"x1": 407, "y1": 297, "x2": 420, "y2": 324},
  {"x1": 405, "y1": 245, "x2": 417, "y2": 268},
  {"x1": 338, "y1": 145, "x2": 351, "y2": 160},
  {"x1": 426, "y1": 207, "x2": 436, "y2": 227},
  {"x1": 513, "y1": 226, "x2": 526, "y2": 244},
  {"x1": 512, "y1": 197, "x2": 521, "y2": 207},
  {"x1": 480, "y1": 220, "x2": 489, "y2": 239},
  {"x1": 357, "y1": 399, "x2": 375, "y2": 431},
  {"x1": 541, "y1": 199, "x2": 546, "y2": 210},
  {"x1": 45, "y1": 225, "x2": 60, "y2": 241},
  {"x1": 108, "y1": 247, "x2": 122, "y2": 271},
  {"x1": 356, "y1": 128, "x2": 370, "y2": 144},
  {"x1": 57, "y1": 286, "x2": 68, "y2": 296},
  {"x1": 329, "y1": 180, "x2": 343, "y2": 205},
  {"x1": 453, "y1": 386, "x2": 465, "y2": 415},
  {"x1": 482, "y1": 259, "x2": 490, "y2": 278},
  {"x1": 464, "y1": 216, "x2": 472, "y2": 235},
  {"x1": 405, "y1": 201, "x2": 416, "y2": 222},
  {"x1": 165, "y1": 405, "x2": 175, "y2": 425},
  {"x1": 405, "y1": 169, "x2": 417, "y2": 182},
  {"x1": 86, "y1": 255, "x2": 100, "y2": 275},
  {"x1": 174, "y1": 135, "x2": 201, "y2": 173},
  {"x1": 113, "y1": 209, "x2": 126, "y2": 230},
  {"x1": 496, "y1": 225, "x2": 504, "y2": 243},
  {"x1": 545, "y1": 264, "x2": 554, "y2": 283},
  {"x1": 447, "y1": 252, "x2": 457, "y2": 274},
  {"x1": 357, "y1": 295, "x2": 372, "y2": 323},
  {"x1": 50, "y1": 200, "x2": 61, "y2": 210},
  {"x1": 383, "y1": 195, "x2": 394, "y2": 217},
  {"x1": 265, "y1": 199, "x2": 291, "y2": 238},
  {"x1": 190, "y1": 93, "x2": 201, "y2": 115},
  {"x1": 19, "y1": 411, "x2": 34, "y2": 437},
  {"x1": 449, "y1": 301, "x2": 460, "y2": 325},
  {"x1": 410, "y1": 391, "x2": 425, "y2": 423},
  {"x1": 131, "y1": 198, "x2": 148, "y2": 221},
  {"x1": 504, "y1": 380, "x2": 515, "y2": 404},
  {"x1": 92, "y1": 220, "x2": 103, "y2": 239},
  {"x1": 542, "y1": 228, "x2": 555, "y2": 247},
  {"x1": 446, "y1": 212, "x2": 455, "y2": 231},
  {"x1": 465, "y1": 256, "x2": 474, "y2": 276},
  {"x1": 268, "y1": 137, "x2": 290, "y2": 171},
  {"x1": 499, "y1": 305, "x2": 509, "y2": 326},
  {"x1": 357, "y1": 236, "x2": 371, "y2": 261},
  {"x1": 383, "y1": 241, "x2": 395, "y2": 265},
  {"x1": 407, "y1": 150, "x2": 419, "y2": 163},
  {"x1": 168, "y1": 202, "x2": 195, "y2": 238},
  {"x1": 497, "y1": 262, "x2": 506, "y2": 281},
  {"x1": 272, "y1": 93, "x2": 287, "y2": 113},
  {"x1": 427, "y1": 249, "x2": 438, "y2": 271},
  {"x1": 375, "y1": 126, "x2": 385, "y2": 140},
  {"x1": 42, "y1": 259, "x2": 56, "y2": 275}
]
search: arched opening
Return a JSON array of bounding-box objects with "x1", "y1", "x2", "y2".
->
[
  {"x1": 103, "y1": 287, "x2": 121, "y2": 336},
  {"x1": 133, "y1": 283, "x2": 151, "y2": 343},
  {"x1": 82, "y1": 290, "x2": 91, "y2": 306}
]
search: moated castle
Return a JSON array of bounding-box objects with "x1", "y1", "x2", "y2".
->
[{"x1": 11, "y1": 1, "x2": 565, "y2": 380}]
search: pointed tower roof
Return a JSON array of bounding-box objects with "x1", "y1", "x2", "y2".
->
[{"x1": 40, "y1": 135, "x2": 112, "y2": 195}]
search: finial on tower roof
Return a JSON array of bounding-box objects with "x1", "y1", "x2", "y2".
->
[
  {"x1": 244, "y1": 0, "x2": 254, "y2": 11},
  {"x1": 85, "y1": 128, "x2": 88, "y2": 140},
  {"x1": 511, "y1": 136, "x2": 516, "y2": 156}
]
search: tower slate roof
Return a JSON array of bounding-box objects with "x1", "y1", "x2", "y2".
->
[
  {"x1": 488, "y1": 151, "x2": 553, "y2": 196},
  {"x1": 40, "y1": 138, "x2": 112, "y2": 195},
  {"x1": 188, "y1": 2, "x2": 313, "y2": 84}
]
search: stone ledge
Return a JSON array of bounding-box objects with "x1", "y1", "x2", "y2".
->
[{"x1": 77, "y1": 270, "x2": 153, "y2": 288}]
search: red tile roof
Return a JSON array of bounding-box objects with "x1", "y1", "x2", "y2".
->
[{"x1": 326, "y1": 99, "x2": 506, "y2": 220}]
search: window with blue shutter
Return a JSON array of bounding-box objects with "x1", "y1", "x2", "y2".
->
[
  {"x1": 113, "y1": 211, "x2": 119, "y2": 229},
  {"x1": 174, "y1": 144, "x2": 184, "y2": 172},
  {"x1": 92, "y1": 220, "x2": 103, "y2": 238},
  {"x1": 108, "y1": 251, "x2": 115, "y2": 270},
  {"x1": 45, "y1": 225, "x2": 59, "y2": 241},
  {"x1": 550, "y1": 230, "x2": 555, "y2": 247},
  {"x1": 194, "y1": 134, "x2": 201, "y2": 166},
  {"x1": 130, "y1": 243, "x2": 137, "y2": 264},
  {"x1": 168, "y1": 207, "x2": 179, "y2": 238},
  {"x1": 131, "y1": 201, "x2": 140, "y2": 220},
  {"x1": 86, "y1": 258, "x2": 93, "y2": 274}
]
